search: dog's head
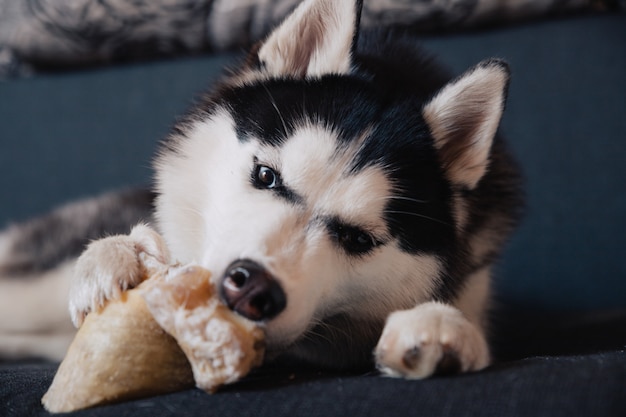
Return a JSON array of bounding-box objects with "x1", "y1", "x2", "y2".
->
[{"x1": 154, "y1": 0, "x2": 510, "y2": 365}]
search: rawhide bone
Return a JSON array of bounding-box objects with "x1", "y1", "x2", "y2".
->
[{"x1": 42, "y1": 262, "x2": 265, "y2": 413}]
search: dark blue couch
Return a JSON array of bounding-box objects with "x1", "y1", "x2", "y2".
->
[{"x1": 1, "y1": 13, "x2": 625, "y2": 417}]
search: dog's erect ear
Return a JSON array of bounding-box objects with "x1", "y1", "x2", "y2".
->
[
  {"x1": 423, "y1": 59, "x2": 510, "y2": 189},
  {"x1": 257, "y1": 0, "x2": 362, "y2": 78}
]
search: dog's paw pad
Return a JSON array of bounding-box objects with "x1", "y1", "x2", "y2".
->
[
  {"x1": 401, "y1": 346, "x2": 421, "y2": 370},
  {"x1": 375, "y1": 302, "x2": 489, "y2": 379}
]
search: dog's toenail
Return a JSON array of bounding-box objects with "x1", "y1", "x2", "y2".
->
[
  {"x1": 402, "y1": 346, "x2": 421, "y2": 369},
  {"x1": 435, "y1": 350, "x2": 462, "y2": 376}
]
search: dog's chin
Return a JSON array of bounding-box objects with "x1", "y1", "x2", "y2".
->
[
  {"x1": 260, "y1": 312, "x2": 331, "y2": 363},
  {"x1": 262, "y1": 318, "x2": 310, "y2": 354},
  {"x1": 261, "y1": 326, "x2": 324, "y2": 367},
  {"x1": 261, "y1": 313, "x2": 384, "y2": 371}
]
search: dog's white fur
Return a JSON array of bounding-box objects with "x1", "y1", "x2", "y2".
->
[{"x1": 155, "y1": 116, "x2": 449, "y2": 353}]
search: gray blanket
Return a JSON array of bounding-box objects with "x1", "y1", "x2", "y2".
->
[{"x1": 0, "y1": 0, "x2": 604, "y2": 78}]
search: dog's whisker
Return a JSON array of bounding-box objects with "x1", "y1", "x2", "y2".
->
[
  {"x1": 378, "y1": 195, "x2": 430, "y2": 205},
  {"x1": 262, "y1": 84, "x2": 289, "y2": 138},
  {"x1": 304, "y1": 318, "x2": 355, "y2": 343},
  {"x1": 300, "y1": 325, "x2": 339, "y2": 346},
  {"x1": 385, "y1": 210, "x2": 453, "y2": 228},
  {"x1": 300, "y1": 328, "x2": 332, "y2": 345}
]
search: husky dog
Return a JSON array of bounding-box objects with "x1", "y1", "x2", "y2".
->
[{"x1": 0, "y1": 0, "x2": 522, "y2": 378}]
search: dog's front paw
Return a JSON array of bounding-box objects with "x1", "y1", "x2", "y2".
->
[
  {"x1": 374, "y1": 302, "x2": 490, "y2": 379},
  {"x1": 69, "y1": 224, "x2": 169, "y2": 327}
]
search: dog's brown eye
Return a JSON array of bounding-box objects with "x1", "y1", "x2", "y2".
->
[
  {"x1": 251, "y1": 162, "x2": 303, "y2": 204},
  {"x1": 341, "y1": 229, "x2": 375, "y2": 255},
  {"x1": 255, "y1": 165, "x2": 279, "y2": 189},
  {"x1": 328, "y1": 219, "x2": 377, "y2": 256}
]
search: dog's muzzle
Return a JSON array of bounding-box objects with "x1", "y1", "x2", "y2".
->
[{"x1": 219, "y1": 259, "x2": 286, "y2": 321}]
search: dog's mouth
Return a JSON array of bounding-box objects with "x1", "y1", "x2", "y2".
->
[{"x1": 219, "y1": 259, "x2": 287, "y2": 322}]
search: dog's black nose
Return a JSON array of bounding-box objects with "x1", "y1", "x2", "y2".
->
[{"x1": 220, "y1": 259, "x2": 286, "y2": 321}]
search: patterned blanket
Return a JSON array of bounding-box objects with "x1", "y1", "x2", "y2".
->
[{"x1": 0, "y1": 0, "x2": 612, "y2": 78}]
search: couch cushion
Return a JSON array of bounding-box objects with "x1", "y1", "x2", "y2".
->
[{"x1": 2, "y1": 349, "x2": 625, "y2": 417}]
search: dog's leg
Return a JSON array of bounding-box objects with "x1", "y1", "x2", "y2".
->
[
  {"x1": 0, "y1": 227, "x2": 77, "y2": 361},
  {"x1": 374, "y1": 268, "x2": 491, "y2": 378},
  {"x1": 0, "y1": 330, "x2": 76, "y2": 361},
  {"x1": 69, "y1": 224, "x2": 170, "y2": 327},
  {"x1": 0, "y1": 259, "x2": 76, "y2": 361}
]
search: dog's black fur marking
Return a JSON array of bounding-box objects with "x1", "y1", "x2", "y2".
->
[
  {"x1": 223, "y1": 77, "x2": 379, "y2": 147},
  {"x1": 353, "y1": 102, "x2": 456, "y2": 255}
]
